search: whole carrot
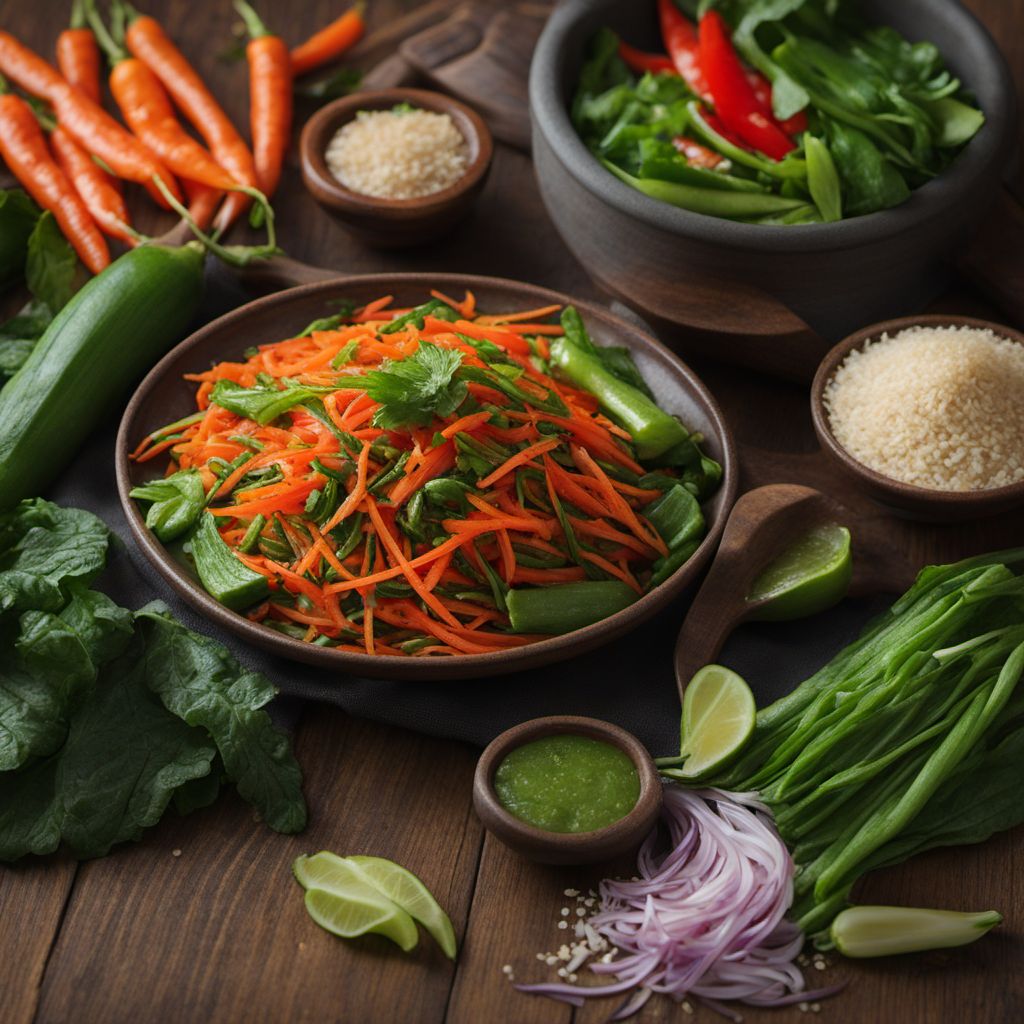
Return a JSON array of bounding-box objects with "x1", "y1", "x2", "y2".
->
[
  {"x1": 235, "y1": 0, "x2": 291, "y2": 198},
  {"x1": 84, "y1": 1, "x2": 240, "y2": 193},
  {"x1": 0, "y1": 92, "x2": 109, "y2": 274},
  {"x1": 183, "y1": 179, "x2": 222, "y2": 232},
  {"x1": 120, "y1": 3, "x2": 259, "y2": 227},
  {"x1": 0, "y1": 29, "x2": 181, "y2": 200},
  {"x1": 290, "y1": 2, "x2": 366, "y2": 78},
  {"x1": 50, "y1": 126, "x2": 136, "y2": 245},
  {"x1": 56, "y1": 0, "x2": 101, "y2": 103}
]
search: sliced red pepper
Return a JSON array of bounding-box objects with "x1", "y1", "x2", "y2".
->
[
  {"x1": 657, "y1": 0, "x2": 710, "y2": 99},
  {"x1": 672, "y1": 135, "x2": 726, "y2": 169},
  {"x1": 618, "y1": 40, "x2": 676, "y2": 76},
  {"x1": 699, "y1": 106, "x2": 752, "y2": 151},
  {"x1": 698, "y1": 10, "x2": 795, "y2": 160},
  {"x1": 745, "y1": 69, "x2": 808, "y2": 136}
]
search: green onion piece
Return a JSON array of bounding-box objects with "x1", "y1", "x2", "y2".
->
[
  {"x1": 238, "y1": 514, "x2": 267, "y2": 554},
  {"x1": 507, "y1": 581, "x2": 637, "y2": 634}
]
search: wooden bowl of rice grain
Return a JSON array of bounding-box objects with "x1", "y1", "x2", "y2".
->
[
  {"x1": 811, "y1": 315, "x2": 1024, "y2": 522},
  {"x1": 300, "y1": 88, "x2": 493, "y2": 248}
]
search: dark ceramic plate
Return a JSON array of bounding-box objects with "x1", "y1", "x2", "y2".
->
[
  {"x1": 116, "y1": 273, "x2": 737, "y2": 681},
  {"x1": 529, "y1": 0, "x2": 1017, "y2": 367}
]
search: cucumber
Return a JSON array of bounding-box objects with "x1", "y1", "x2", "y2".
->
[
  {"x1": 191, "y1": 513, "x2": 269, "y2": 610},
  {"x1": 0, "y1": 243, "x2": 204, "y2": 508}
]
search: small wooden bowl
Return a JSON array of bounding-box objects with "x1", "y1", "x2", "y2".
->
[
  {"x1": 811, "y1": 314, "x2": 1024, "y2": 522},
  {"x1": 473, "y1": 716, "x2": 662, "y2": 865},
  {"x1": 300, "y1": 88, "x2": 493, "y2": 248}
]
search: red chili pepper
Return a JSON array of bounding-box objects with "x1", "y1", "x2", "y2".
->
[
  {"x1": 618, "y1": 40, "x2": 675, "y2": 77},
  {"x1": 697, "y1": 10, "x2": 795, "y2": 160},
  {"x1": 745, "y1": 68, "x2": 807, "y2": 136},
  {"x1": 672, "y1": 135, "x2": 725, "y2": 169},
  {"x1": 657, "y1": 0, "x2": 710, "y2": 99},
  {"x1": 699, "y1": 106, "x2": 752, "y2": 151}
]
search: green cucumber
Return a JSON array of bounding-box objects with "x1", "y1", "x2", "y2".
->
[
  {"x1": 0, "y1": 243, "x2": 205, "y2": 508},
  {"x1": 507, "y1": 580, "x2": 637, "y2": 634},
  {"x1": 192, "y1": 513, "x2": 269, "y2": 611}
]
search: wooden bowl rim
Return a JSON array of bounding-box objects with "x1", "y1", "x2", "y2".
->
[
  {"x1": 116, "y1": 272, "x2": 738, "y2": 681},
  {"x1": 472, "y1": 715, "x2": 662, "y2": 855},
  {"x1": 299, "y1": 88, "x2": 494, "y2": 219},
  {"x1": 810, "y1": 313, "x2": 1024, "y2": 508}
]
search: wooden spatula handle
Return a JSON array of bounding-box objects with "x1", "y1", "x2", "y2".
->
[{"x1": 238, "y1": 255, "x2": 340, "y2": 293}]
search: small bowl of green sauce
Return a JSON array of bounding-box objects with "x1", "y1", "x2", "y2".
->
[{"x1": 473, "y1": 716, "x2": 662, "y2": 864}]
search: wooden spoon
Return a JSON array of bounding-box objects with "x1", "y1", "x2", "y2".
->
[{"x1": 674, "y1": 483, "x2": 918, "y2": 700}]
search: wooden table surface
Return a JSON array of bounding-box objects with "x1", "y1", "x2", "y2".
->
[{"x1": 2, "y1": 1, "x2": 1023, "y2": 1022}]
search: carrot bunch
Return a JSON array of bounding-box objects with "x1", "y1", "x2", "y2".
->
[{"x1": 132, "y1": 293, "x2": 700, "y2": 658}]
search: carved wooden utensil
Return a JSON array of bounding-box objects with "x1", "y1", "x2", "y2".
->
[{"x1": 673, "y1": 483, "x2": 919, "y2": 701}]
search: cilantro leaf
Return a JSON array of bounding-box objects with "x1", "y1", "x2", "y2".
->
[
  {"x1": 136, "y1": 607, "x2": 307, "y2": 834},
  {"x1": 362, "y1": 343, "x2": 467, "y2": 429}
]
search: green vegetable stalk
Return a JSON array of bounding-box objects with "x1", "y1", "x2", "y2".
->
[
  {"x1": 549, "y1": 336, "x2": 689, "y2": 460},
  {"x1": 507, "y1": 580, "x2": 637, "y2": 635}
]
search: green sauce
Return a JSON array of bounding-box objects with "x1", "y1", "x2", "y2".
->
[{"x1": 494, "y1": 734, "x2": 640, "y2": 833}]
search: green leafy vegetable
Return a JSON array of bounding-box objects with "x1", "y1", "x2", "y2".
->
[
  {"x1": 25, "y1": 211, "x2": 79, "y2": 315},
  {"x1": 358, "y1": 342, "x2": 467, "y2": 429},
  {"x1": 136, "y1": 609, "x2": 307, "y2": 834},
  {"x1": 211, "y1": 379, "x2": 319, "y2": 425},
  {"x1": 0, "y1": 299, "x2": 52, "y2": 382},
  {"x1": 130, "y1": 468, "x2": 206, "y2": 542},
  {"x1": 0, "y1": 188, "x2": 39, "y2": 291}
]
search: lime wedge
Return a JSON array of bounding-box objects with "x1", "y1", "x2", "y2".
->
[
  {"x1": 348, "y1": 855, "x2": 457, "y2": 960},
  {"x1": 665, "y1": 665, "x2": 756, "y2": 779},
  {"x1": 294, "y1": 853, "x2": 419, "y2": 952},
  {"x1": 303, "y1": 887, "x2": 419, "y2": 951},
  {"x1": 747, "y1": 523, "x2": 852, "y2": 622}
]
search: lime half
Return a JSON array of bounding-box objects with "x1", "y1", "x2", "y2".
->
[
  {"x1": 303, "y1": 887, "x2": 419, "y2": 951},
  {"x1": 348, "y1": 856, "x2": 457, "y2": 960},
  {"x1": 294, "y1": 852, "x2": 419, "y2": 951},
  {"x1": 747, "y1": 523, "x2": 852, "y2": 622},
  {"x1": 664, "y1": 665, "x2": 756, "y2": 779}
]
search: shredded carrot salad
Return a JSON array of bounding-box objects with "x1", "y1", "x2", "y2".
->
[{"x1": 131, "y1": 291, "x2": 719, "y2": 657}]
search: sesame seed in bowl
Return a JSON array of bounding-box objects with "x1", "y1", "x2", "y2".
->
[
  {"x1": 811, "y1": 315, "x2": 1024, "y2": 521},
  {"x1": 324, "y1": 106, "x2": 470, "y2": 201},
  {"x1": 300, "y1": 88, "x2": 494, "y2": 249}
]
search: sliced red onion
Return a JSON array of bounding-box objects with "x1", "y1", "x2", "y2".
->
[{"x1": 516, "y1": 787, "x2": 843, "y2": 1019}]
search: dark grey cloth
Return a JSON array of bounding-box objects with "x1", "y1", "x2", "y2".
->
[{"x1": 49, "y1": 264, "x2": 889, "y2": 754}]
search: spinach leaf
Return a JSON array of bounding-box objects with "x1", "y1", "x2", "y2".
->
[
  {"x1": 0, "y1": 299, "x2": 52, "y2": 381},
  {"x1": 825, "y1": 119, "x2": 909, "y2": 216},
  {"x1": 57, "y1": 636, "x2": 218, "y2": 860},
  {"x1": 0, "y1": 757, "x2": 62, "y2": 861},
  {"x1": 211, "y1": 379, "x2": 318, "y2": 425},
  {"x1": 0, "y1": 499, "x2": 109, "y2": 615},
  {"x1": 59, "y1": 584, "x2": 134, "y2": 665},
  {"x1": 0, "y1": 188, "x2": 39, "y2": 290},
  {"x1": 136, "y1": 608, "x2": 307, "y2": 834},
  {"x1": 0, "y1": 610, "x2": 96, "y2": 771},
  {"x1": 130, "y1": 468, "x2": 206, "y2": 542},
  {"x1": 25, "y1": 211, "x2": 78, "y2": 315}
]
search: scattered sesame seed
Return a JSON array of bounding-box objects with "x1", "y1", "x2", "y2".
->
[
  {"x1": 814, "y1": 961, "x2": 826, "y2": 971},
  {"x1": 171, "y1": 849, "x2": 182, "y2": 858},
  {"x1": 546, "y1": 956, "x2": 558, "y2": 966},
  {"x1": 564, "y1": 888, "x2": 580, "y2": 897},
  {"x1": 812, "y1": 1003, "x2": 821, "y2": 1013},
  {"x1": 799, "y1": 1002, "x2": 810, "y2": 1013},
  {"x1": 557, "y1": 968, "x2": 567, "y2": 978},
  {"x1": 569, "y1": 973, "x2": 578, "y2": 983},
  {"x1": 557, "y1": 920, "x2": 568, "y2": 930},
  {"x1": 560, "y1": 907, "x2": 570, "y2": 917},
  {"x1": 682, "y1": 1002, "x2": 694, "y2": 1015},
  {"x1": 575, "y1": 907, "x2": 586, "y2": 917}
]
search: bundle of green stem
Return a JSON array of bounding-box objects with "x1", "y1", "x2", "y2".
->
[{"x1": 709, "y1": 550, "x2": 1024, "y2": 940}]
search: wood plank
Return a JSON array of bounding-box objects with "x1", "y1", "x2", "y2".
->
[
  {"x1": 35, "y1": 710, "x2": 482, "y2": 1024},
  {"x1": 0, "y1": 859, "x2": 76, "y2": 1024}
]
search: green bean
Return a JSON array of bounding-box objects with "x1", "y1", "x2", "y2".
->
[{"x1": 507, "y1": 581, "x2": 636, "y2": 635}]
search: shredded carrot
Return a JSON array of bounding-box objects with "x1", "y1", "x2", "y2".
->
[{"x1": 129, "y1": 289, "x2": 712, "y2": 657}]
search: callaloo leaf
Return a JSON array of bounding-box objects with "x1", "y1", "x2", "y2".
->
[
  {"x1": 25, "y1": 211, "x2": 78, "y2": 315},
  {"x1": 0, "y1": 499, "x2": 109, "y2": 615},
  {"x1": 59, "y1": 584, "x2": 134, "y2": 665},
  {"x1": 130, "y1": 468, "x2": 206, "y2": 542},
  {"x1": 0, "y1": 757, "x2": 62, "y2": 861},
  {"x1": 211, "y1": 380, "x2": 319, "y2": 425},
  {"x1": 0, "y1": 610, "x2": 96, "y2": 771},
  {"x1": 56, "y1": 636, "x2": 218, "y2": 859},
  {"x1": 136, "y1": 608, "x2": 307, "y2": 834}
]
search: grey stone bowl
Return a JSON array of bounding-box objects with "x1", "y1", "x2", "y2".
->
[{"x1": 530, "y1": 0, "x2": 1017, "y2": 373}]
